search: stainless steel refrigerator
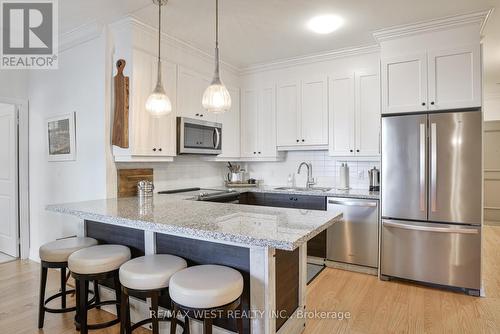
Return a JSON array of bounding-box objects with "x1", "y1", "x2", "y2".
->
[{"x1": 381, "y1": 109, "x2": 482, "y2": 295}]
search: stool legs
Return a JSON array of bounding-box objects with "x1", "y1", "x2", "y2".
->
[
  {"x1": 114, "y1": 275, "x2": 122, "y2": 319},
  {"x1": 77, "y1": 278, "x2": 89, "y2": 334},
  {"x1": 94, "y1": 280, "x2": 100, "y2": 309},
  {"x1": 120, "y1": 288, "x2": 131, "y2": 334},
  {"x1": 60, "y1": 267, "x2": 66, "y2": 309},
  {"x1": 170, "y1": 304, "x2": 178, "y2": 334},
  {"x1": 203, "y1": 318, "x2": 213, "y2": 334},
  {"x1": 38, "y1": 265, "x2": 48, "y2": 328},
  {"x1": 236, "y1": 302, "x2": 243, "y2": 334}
]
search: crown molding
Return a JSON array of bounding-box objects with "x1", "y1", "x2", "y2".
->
[
  {"x1": 240, "y1": 44, "x2": 380, "y2": 76},
  {"x1": 372, "y1": 9, "x2": 493, "y2": 43},
  {"x1": 60, "y1": 21, "x2": 104, "y2": 52},
  {"x1": 110, "y1": 16, "x2": 241, "y2": 76}
]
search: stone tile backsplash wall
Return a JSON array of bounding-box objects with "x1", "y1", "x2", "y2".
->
[{"x1": 244, "y1": 151, "x2": 381, "y2": 190}]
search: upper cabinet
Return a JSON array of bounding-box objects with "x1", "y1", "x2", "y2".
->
[
  {"x1": 276, "y1": 75, "x2": 328, "y2": 149},
  {"x1": 177, "y1": 67, "x2": 216, "y2": 122},
  {"x1": 382, "y1": 45, "x2": 481, "y2": 114},
  {"x1": 329, "y1": 70, "x2": 380, "y2": 157},
  {"x1": 241, "y1": 84, "x2": 282, "y2": 160},
  {"x1": 113, "y1": 49, "x2": 177, "y2": 162},
  {"x1": 216, "y1": 87, "x2": 241, "y2": 159}
]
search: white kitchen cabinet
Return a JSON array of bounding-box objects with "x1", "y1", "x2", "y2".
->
[
  {"x1": 216, "y1": 87, "x2": 240, "y2": 159},
  {"x1": 240, "y1": 84, "x2": 281, "y2": 160},
  {"x1": 177, "y1": 67, "x2": 215, "y2": 122},
  {"x1": 276, "y1": 81, "x2": 300, "y2": 147},
  {"x1": 329, "y1": 71, "x2": 380, "y2": 157},
  {"x1": 428, "y1": 45, "x2": 481, "y2": 110},
  {"x1": 382, "y1": 45, "x2": 481, "y2": 114},
  {"x1": 329, "y1": 74, "x2": 355, "y2": 156},
  {"x1": 113, "y1": 49, "x2": 177, "y2": 162},
  {"x1": 276, "y1": 76, "x2": 328, "y2": 149},
  {"x1": 381, "y1": 53, "x2": 428, "y2": 114}
]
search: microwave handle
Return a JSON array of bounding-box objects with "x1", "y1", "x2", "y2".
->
[{"x1": 213, "y1": 128, "x2": 221, "y2": 149}]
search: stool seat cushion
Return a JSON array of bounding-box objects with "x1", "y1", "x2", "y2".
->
[
  {"x1": 119, "y1": 255, "x2": 187, "y2": 290},
  {"x1": 39, "y1": 237, "x2": 98, "y2": 263},
  {"x1": 169, "y1": 265, "x2": 244, "y2": 309},
  {"x1": 68, "y1": 245, "x2": 131, "y2": 275}
]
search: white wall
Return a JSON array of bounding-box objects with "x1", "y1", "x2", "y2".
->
[
  {"x1": 0, "y1": 70, "x2": 28, "y2": 100},
  {"x1": 28, "y1": 33, "x2": 108, "y2": 261}
]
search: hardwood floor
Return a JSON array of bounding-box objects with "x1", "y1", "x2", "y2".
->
[{"x1": 1, "y1": 226, "x2": 499, "y2": 333}]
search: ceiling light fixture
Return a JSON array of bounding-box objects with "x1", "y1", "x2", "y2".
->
[
  {"x1": 202, "y1": 0, "x2": 231, "y2": 114},
  {"x1": 145, "y1": 0, "x2": 172, "y2": 117},
  {"x1": 307, "y1": 14, "x2": 344, "y2": 34}
]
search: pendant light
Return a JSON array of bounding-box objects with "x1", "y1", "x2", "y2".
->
[
  {"x1": 202, "y1": 0, "x2": 231, "y2": 114},
  {"x1": 146, "y1": 0, "x2": 172, "y2": 117}
]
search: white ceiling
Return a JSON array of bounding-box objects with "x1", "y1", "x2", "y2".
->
[{"x1": 60, "y1": 0, "x2": 500, "y2": 87}]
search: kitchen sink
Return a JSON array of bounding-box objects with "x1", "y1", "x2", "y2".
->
[{"x1": 274, "y1": 186, "x2": 333, "y2": 192}]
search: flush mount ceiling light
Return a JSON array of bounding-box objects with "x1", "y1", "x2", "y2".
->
[
  {"x1": 202, "y1": 0, "x2": 232, "y2": 114},
  {"x1": 145, "y1": 0, "x2": 172, "y2": 117},
  {"x1": 307, "y1": 14, "x2": 344, "y2": 34}
]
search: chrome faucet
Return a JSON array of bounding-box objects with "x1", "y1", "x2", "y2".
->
[{"x1": 297, "y1": 162, "x2": 316, "y2": 189}]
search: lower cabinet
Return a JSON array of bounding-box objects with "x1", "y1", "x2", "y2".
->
[{"x1": 239, "y1": 192, "x2": 326, "y2": 257}]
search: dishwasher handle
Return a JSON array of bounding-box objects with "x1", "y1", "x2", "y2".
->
[{"x1": 328, "y1": 199, "x2": 377, "y2": 207}]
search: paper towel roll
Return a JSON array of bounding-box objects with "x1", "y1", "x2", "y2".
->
[{"x1": 338, "y1": 163, "x2": 350, "y2": 190}]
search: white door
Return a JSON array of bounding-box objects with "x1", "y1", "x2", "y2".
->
[
  {"x1": 301, "y1": 76, "x2": 328, "y2": 146},
  {"x1": 329, "y1": 74, "x2": 355, "y2": 156},
  {"x1": 381, "y1": 53, "x2": 428, "y2": 114},
  {"x1": 428, "y1": 45, "x2": 481, "y2": 110},
  {"x1": 355, "y1": 71, "x2": 381, "y2": 156},
  {"x1": 276, "y1": 81, "x2": 300, "y2": 146},
  {"x1": 240, "y1": 88, "x2": 259, "y2": 157},
  {"x1": 258, "y1": 85, "x2": 277, "y2": 158},
  {"x1": 0, "y1": 103, "x2": 18, "y2": 257},
  {"x1": 217, "y1": 87, "x2": 240, "y2": 158}
]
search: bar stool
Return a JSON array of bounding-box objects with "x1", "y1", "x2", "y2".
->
[
  {"x1": 119, "y1": 254, "x2": 188, "y2": 334},
  {"x1": 38, "y1": 237, "x2": 98, "y2": 329},
  {"x1": 169, "y1": 265, "x2": 244, "y2": 334},
  {"x1": 68, "y1": 244, "x2": 131, "y2": 334}
]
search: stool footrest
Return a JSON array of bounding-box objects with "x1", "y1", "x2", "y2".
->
[{"x1": 44, "y1": 289, "x2": 76, "y2": 313}]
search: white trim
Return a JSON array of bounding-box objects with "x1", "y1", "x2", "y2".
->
[
  {"x1": 372, "y1": 10, "x2": 492, "y2": 43},
  {"x1": 60, "y1": 21, "x2": 104, "y2": 52},
  {"x1": 110, "y1": 16, "x2": 241, "y2": 76},
  {"x1": 240, "y1": 45, "x2": 380, "y2": 75},
  {"x1": 0, "y1": 97, "x2": 29, "y2": 260}
]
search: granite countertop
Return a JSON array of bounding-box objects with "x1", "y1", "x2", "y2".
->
[
  {"x1": 225, "y1": 185, "x2": 380, "y2": 200},
  {"x1": 46, "y1": 193, "x2": 343, "y2": 251}
]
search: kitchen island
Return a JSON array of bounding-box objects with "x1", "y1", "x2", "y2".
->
[{"x1": 47, "y1": 192, "x2": 343, "y2": 334}]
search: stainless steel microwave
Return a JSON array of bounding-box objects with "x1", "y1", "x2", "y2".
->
[{"x1": 176, "y1": 117, "x2": 222, "y2": 155}]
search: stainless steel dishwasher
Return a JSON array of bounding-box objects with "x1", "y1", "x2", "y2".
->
[{"x1": 326, "y1": 197, "x2": 379, "y2": 268}]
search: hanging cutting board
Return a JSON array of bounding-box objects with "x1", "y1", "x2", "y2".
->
[{"x1": 112, "y1": 59, "x2": 129, "y2": 148}]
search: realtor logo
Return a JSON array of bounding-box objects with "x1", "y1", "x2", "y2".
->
[{"x1": 1, "y1": 0, "x2": 58, "y2": 69}]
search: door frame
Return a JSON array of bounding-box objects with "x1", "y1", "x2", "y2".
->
[{"x1": 0, "y1": 97, "x2": 29, "y2": 259}]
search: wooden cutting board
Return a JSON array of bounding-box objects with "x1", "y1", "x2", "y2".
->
[
  {"x1": 112, "y1": 59, "x2": 129, "y2": 148},
  {"x1": 117, "y1": 169, "x2": 153, "y2": 198}
]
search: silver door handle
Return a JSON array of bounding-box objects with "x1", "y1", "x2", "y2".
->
[
  {"x1": 430, "y1": 123, "x2": 437, "y2": 212},
  {"x1": 328, "y1": 200, "x2": 377, "y2": 207},
  {"x1": 213, "y1": 128, "x2": 221, "y2": 149},
  {"x1": 383, "y1": 221, "x2": 478, "y2": 234},
  {"x1": 419, "y1": 123, "x2": 426, "y2": 212}
]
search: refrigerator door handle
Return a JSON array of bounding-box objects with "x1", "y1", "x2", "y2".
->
[
  {"x1": 430, "y1": 123, "x2": 437, "y2": 212},
  {"x1": 419, "y1": 123, "x2": 426, "y2": 212},
  {"x1": 383, "y1": 220, "x2": 478, "y2": 234}
]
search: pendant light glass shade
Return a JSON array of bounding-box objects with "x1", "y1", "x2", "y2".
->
[
  {"x1": 146, "y1": 0, "x2": 172, "y2": 117},
  {"x1": 203, "y1": 0, "x2": 231, "y2": 114}
]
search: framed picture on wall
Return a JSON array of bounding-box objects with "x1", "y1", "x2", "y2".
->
[{"x1": 46, "y1": 112, "x2": 76, "y2": 161}]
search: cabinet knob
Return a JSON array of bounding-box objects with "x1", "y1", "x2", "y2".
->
[
  {"x1": 296, "y1": 139, "x2": 299, "y2": 143},
  {"x1": 289, "y1": 197, "x2": 294, "y2": 200},
  {"x1": 350, "y1": 149, "x2": 353, "y2": 153},
  {"x1": 422, "y1": 102, "x2": 426, "y2": 106},
  {"x1": 356, "y1": 149, "x2": 360, "y2": 153},
  {"x1": 302, "y1": 139, "x2": 305, "y2": 142},
  {"x1": 254, "y1": 152, "x2": 256, "y2": 154},
  {"x1": 153, "y1": 148, "x2": 157, "y2": 152},
  {"x1": 431, "y1": 101, "x2": 435, "y2": 105},
  {"x1": 159, "y1": 148, "x2": 162, "y2": 152},
  {"x1": 195, "y1": 113, "x2": 200, "y2": 116},
  {"x1": 258, "y1": 152, "x2": 261, "y2": 154},
  {"x1": 294, "y1": 198, "x2": 298, "y2": 201},
  {"x1": 200, "y1": 114, "x2": 204, "y2": 117}
]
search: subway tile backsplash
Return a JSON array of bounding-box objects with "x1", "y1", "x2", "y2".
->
[
  {"x1": 244, "y1": 151, "x2": 380, "y2": 190},
  {"x1": 145, "y1": 151, "x2": 380, "y2": 192}
]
